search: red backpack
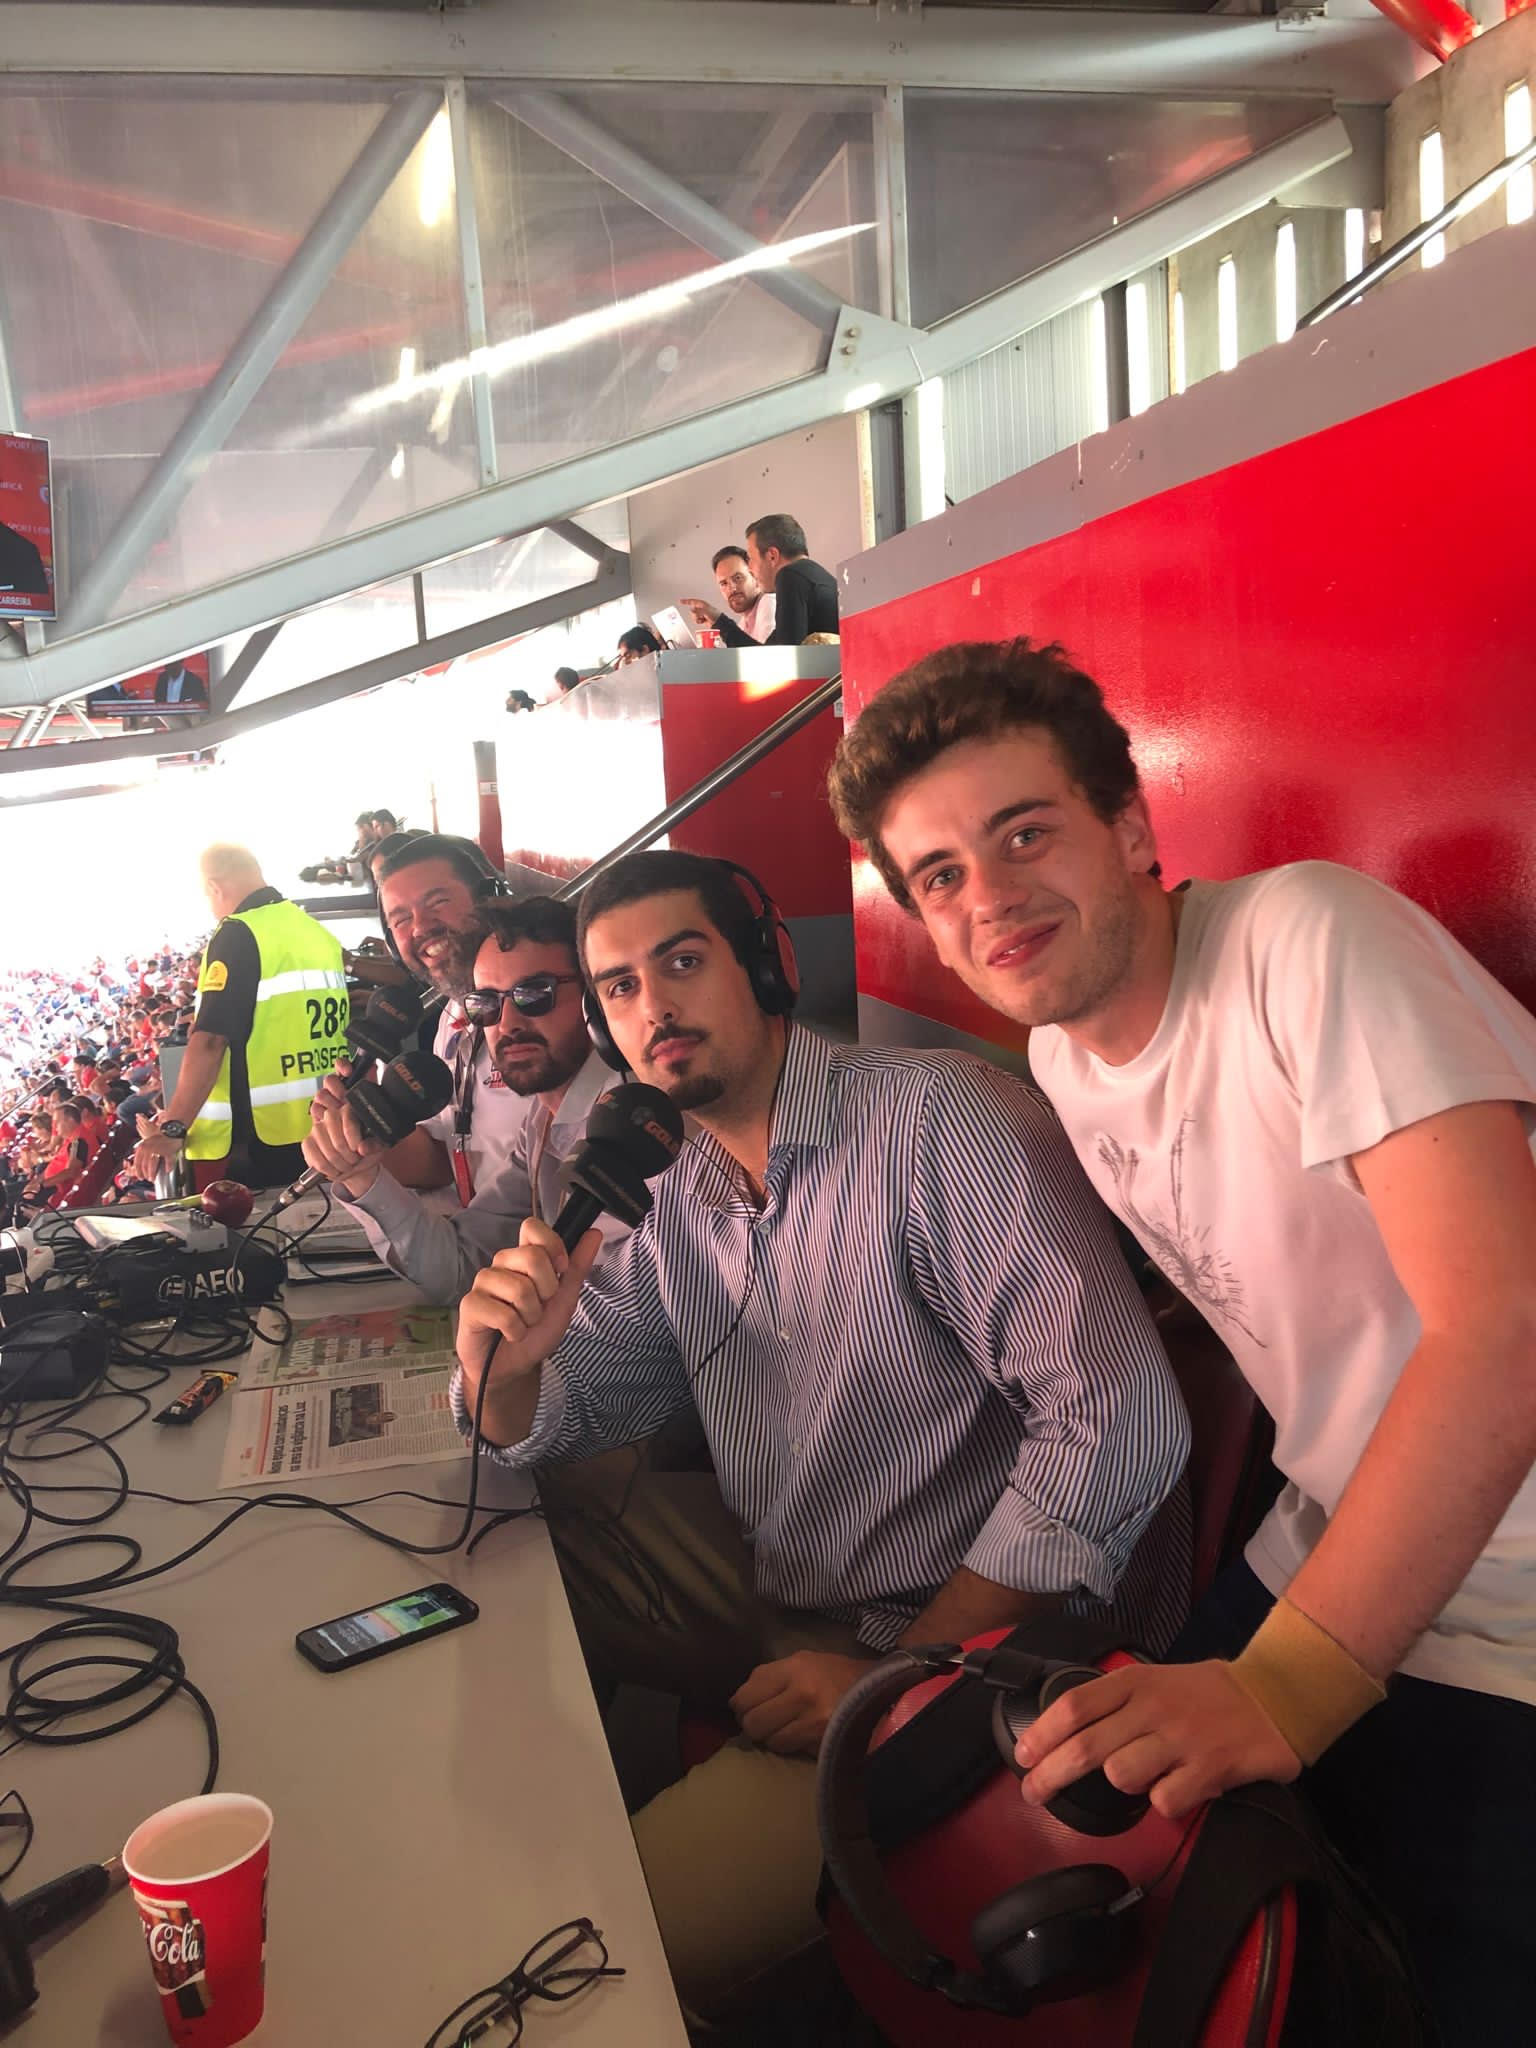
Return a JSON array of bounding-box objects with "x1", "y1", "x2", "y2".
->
[{"x1": 817, "y1": 1619, "x2": 1427, "y2": 2047}]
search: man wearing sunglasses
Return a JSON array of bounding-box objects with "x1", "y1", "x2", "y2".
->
[
  {"x1": 304, "y1": 898, "x2": 623, "y2": 1301},
  {"x1": 371, "y1": 835, "x2": 534, "y2": 1200}
]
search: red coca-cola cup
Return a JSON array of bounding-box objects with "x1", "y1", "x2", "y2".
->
[{"x1": 123, "y1": 1793, "x2": 273, "y2": 2048}]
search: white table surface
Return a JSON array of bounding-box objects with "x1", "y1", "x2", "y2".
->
[{"x1": 0, "y1": 1276, "x2": 689, "y2": 2048}]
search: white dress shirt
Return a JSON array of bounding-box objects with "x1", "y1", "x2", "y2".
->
[{"x1": 340, "y1": 1051, "x2": 625, "y2": 1301}]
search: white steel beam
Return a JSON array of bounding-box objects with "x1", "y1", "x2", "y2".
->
[
  {"x1": 0, "y1": 3, "x2": 1420, "y2": 104},
  {"x1": 495, "y1": 89, "x2": 842, "y2": 333},
  {"x1": 447, "y1": 77, "x2": 499, "y2": 487},
  {"x1": 0, "y1": 550, "x2": 632, "y2": 778},
  {"x1": 0, "y1": 111, "x2": 1347, "y2": 712},
  {"x1": 58, "y1": 87, "x2": 440, "y2": 638}
]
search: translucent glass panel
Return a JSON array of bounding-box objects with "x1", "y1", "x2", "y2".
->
[
  {"x1": 418, "y1": 524, "x2": 606, "y2": 639},
  {"x1": 466, "y1": 84, "x2": 879, "y2": 465},
  {"x1": 0, "y1": 80, "x2": 479, "y2": 623},
  {"x1": 905, "y1": 91, "x2": 1327, "y2": 328}
]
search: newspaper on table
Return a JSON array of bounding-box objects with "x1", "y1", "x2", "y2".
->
[{"x1": 221, "y1": 1304, "x2": 469, "y2": 1489}]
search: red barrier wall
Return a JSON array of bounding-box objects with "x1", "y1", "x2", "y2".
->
[
  {"x1": 663, "y1": 674, "x2": 851, "y2": 919},
  {"x1": 843, "y1": 345, "x2": 1536, "y2": 1052}
]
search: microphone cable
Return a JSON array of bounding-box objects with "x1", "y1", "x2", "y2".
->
[{"x1": 0, "y1": 1257, "x2": 531, "y2": 1889}]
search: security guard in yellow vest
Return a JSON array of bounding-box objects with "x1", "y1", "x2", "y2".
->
[{"x1": 133, "y1": 844, "x2": 350, "y2": 1191}]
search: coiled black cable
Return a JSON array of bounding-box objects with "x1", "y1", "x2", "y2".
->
[{"x1": 0, "y1": 1218, "x2": 530, "y2": 1884}]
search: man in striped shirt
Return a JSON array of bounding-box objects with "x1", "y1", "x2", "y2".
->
[{"x1": 454, "y1": 849, "x2": 1189, "y2": 2017}]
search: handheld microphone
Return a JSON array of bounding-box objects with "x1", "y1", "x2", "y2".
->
[
  {"x1": 340, "y1": 985, "x2": 425, "y2": 1077},
  {"x1": 552, "y1": 1083, "x2": 685, "y2": 1251},
  {"x1": 259, "y1": 1048, "x2": 454, "y2": 1223},
  {"x1": 0, "y1": 1854, "x2": 127, "y2": 2021}
]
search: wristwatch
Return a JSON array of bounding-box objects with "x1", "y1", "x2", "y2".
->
[{"x1": 156, "y1": 1119, "x2": 188, "y2": 1141}]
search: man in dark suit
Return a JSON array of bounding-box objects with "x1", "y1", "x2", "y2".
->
[
  {"x1": 744, "y1": 513, "x2": 838, "y2": 646},
  {"x1": 0, "y1": 519, "x2": 48, "y2": 599},
  {"x1": 153, "y1": 661, "x2": 209, "y2": 709}
]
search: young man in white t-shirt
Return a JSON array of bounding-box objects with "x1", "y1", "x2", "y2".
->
[{"x1": 828, "y1": 636, "x2": 1536, "y2": 2042}]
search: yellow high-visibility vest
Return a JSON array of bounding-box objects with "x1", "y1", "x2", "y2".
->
[{"x1": 187, "y1": 900, "x2": 349, "y2": 1161}]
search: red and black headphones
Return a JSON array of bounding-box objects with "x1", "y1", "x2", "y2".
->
[
  {"x1": 583, "y1": 859, "x2": 799, "y2": 1074},
  {"x1": 818, "y1": 1641, "x2": 1150, "y2": 2017}
]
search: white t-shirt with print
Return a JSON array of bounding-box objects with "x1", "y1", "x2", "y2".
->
[{"x1": 1030, "y1": 861, "x2": 1536, "y2": 1706}]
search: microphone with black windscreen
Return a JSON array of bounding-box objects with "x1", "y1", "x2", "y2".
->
[
  {"x1": 257, "y1": 1048, "x2": 454, "y2": 1223},
  {"x1": 552, "y1": 1084, "x2": 686, "y2": 1250},
  {"x1": 343, "y1": 984, "x2": 425, "y2": 1072}
]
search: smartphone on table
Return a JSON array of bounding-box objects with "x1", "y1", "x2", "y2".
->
[{"x1": 295, "y1": 1583, "x2": 479, "y2": 1673}]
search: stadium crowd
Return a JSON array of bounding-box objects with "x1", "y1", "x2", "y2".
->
[{"x1": 1, "y1": 949, "x2": 200, "y2": 1217}]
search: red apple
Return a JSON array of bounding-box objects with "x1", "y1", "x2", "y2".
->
[{"x1": 200, "y1": 1179, "x2": 254, "y2": 1226}]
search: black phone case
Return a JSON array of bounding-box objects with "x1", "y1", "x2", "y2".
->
[{"x1": 295, "y1": 1583, "x2": 479, "y2": 1672}]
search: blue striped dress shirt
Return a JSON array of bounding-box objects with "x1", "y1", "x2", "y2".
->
[{"x1": 454, "y1": 1025, "x2": 1191, "y2": 1650}]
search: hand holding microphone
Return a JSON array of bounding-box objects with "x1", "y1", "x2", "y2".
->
[
  {"x1": 260, "y1": 1047, "x2": 453, "y2": 1227},
  {"x1": 457, "y1": 1084, "x2": 684, "y2": 1449},
  {"x1": 297, "y1": 986, "x2": 430, "y2": 1200}
]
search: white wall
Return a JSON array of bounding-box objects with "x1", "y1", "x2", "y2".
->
[
  {"x1": 625, "y1": 413, "x2": 871, "y2": 629},
  {"x1": 1385, "y1": 11, "x2": 1536, "y2": 259}
]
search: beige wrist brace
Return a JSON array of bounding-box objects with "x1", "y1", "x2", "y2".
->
[{"x1": 1227, "y1": 1597, "x2": 1387, "y2": 1766}]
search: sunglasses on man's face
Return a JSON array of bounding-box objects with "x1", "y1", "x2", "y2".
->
[{"x1": 459, "y1": 974, "x2": 582, "y2": 1025}]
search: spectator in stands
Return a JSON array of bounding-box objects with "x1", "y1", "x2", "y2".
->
[
  {"x1": 828, "y1": 635, "x2": 1536, "y2": 2041},
  {"x1": 744, "y1": 514, "x2": 838, "y2": 645},
  {"x1": 365, "y1": 829, "x2": 427, "y2": 892},
  {"x1": 39, "y1": 1103, "x2": 89, "y2": 1201},
  {"x1": 372, "y1": 809, "x2": 399, "y2": 837},
  {"x1": 132, "y1": 844, "x2": 349, "y2": 1191},
  {"x1": 505, "y1": 689, "x2": 538, "y2": 714},
  {"x1": 303, "y1": 896, "x2": 617, "y2": 1300},
  {"x1": 372, "y1": 835, "x2": 533, "y2": 1198},
  {"x1": 452, "y1": 846, "x2": 1189, "y2": 2018},
  {"x1": 554, "y1": 667, "x2": 582, "y2": 694},
  {"x1": 616, "y1": 624, "x2": 666, "y2": 666},
  {"x1": 682, "y1": 544, "x2": 777, "y2": 648}
]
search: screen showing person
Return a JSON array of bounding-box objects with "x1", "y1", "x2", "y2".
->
[{"x1": 0, "y1": 432, "x2": 55, "y2": 617}]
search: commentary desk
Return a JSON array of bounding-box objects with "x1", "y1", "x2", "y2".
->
[{"x1": 0, "y1": 1269, "x2": 689, "y2": 2047}]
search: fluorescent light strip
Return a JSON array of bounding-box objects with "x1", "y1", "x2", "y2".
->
[
  {"x1": 1420, "y1": 131, "x2": 1446, "y2": 269},
  {"x1": 1275, "y1": 221, "x2": 1297, "y2": 344},
  {"x1": 1508, "y1": 85, "x2": 1534, "y2": 228},
  {"x1": 1126, "y1": 279, "x2": 1152, "y2": 416},
  {"x1": 351, "y1": 221, "x2": 873, "y2": 420},
  {"x1": 1089, "y1": 296, "x2": 1110, "y2": 433},
  {"x1": 1344, "y1": 208, "x2": 1366, "y2": 281},
  {"x1": 1217, "y1": 257, "x2": 1238, "y2": 372}
]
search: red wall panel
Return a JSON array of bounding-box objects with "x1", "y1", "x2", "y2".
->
[
  {"x1": 662, "y1": 677, "x2": 852, "y2": 921},
  {"x1": 843, "y1": 346, "x2": 1536, "y2": 1044}
]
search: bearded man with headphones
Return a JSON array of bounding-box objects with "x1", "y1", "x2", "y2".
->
[
  {"x1": 303, "y1": 893, "x2": 625, "y2": 1302},
  {"x1": 453, "y1": 847, "x2": 1192, "y2": 2022},
  {"x1": 360, "y1": 834, "x2": 535, "y2": 1200}
]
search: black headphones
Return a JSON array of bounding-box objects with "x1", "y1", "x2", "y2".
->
[
  {"x1": 375, "y1": 835, "x2": 513, "y2": 975},
  {"x1": 582, "y1": 859, "x2": 800, "y2": 1074},
  {"x1": 818, "y1": 1642, "x2": 1149, "y2": 2017}
]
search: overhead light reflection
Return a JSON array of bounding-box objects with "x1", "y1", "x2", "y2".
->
[
  {"x1": 417, "y1": 111, "x2": 455, "y2": 228},
  {"x1": 349, "y1": 221, "x2": 874, "y2": 421}
]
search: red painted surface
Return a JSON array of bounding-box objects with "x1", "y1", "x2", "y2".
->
[
  {"x1": 662, "y1": 676, "x2": 852, "y2": 921},
  {"x1": 1365, "y1": 0, "x2": 1476, "y2": 61},
  {"x1": 843, "y1": 345, "x2": 1536, "y2": 1048}
]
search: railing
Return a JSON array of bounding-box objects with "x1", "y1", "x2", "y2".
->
[
  {"x1": 551, "y1": 671, "x2": 842, "y2": 902},
  {"x1": 1301, "y1": 134, "x2": 1536, "y2": 329}
]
